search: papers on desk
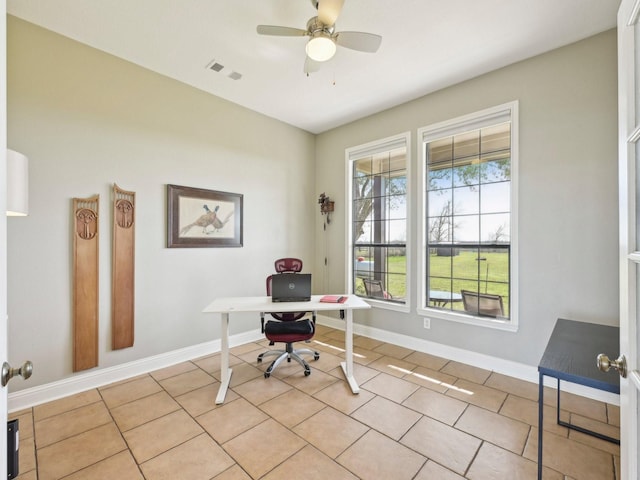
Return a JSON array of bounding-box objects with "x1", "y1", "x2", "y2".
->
[{"x1": 320, "y1": 295, "x2": 347, "y2": 303}]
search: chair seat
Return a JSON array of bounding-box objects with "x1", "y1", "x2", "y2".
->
[{"x1": 265, "y1": 319, "x2": 314, "y2": 337}]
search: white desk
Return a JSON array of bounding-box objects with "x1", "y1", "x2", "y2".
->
[{"x1": 202, "y1": 294, "x2": 371, "y2": 404}]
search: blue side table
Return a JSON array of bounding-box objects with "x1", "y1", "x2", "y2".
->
[{"x1": 537, "y1": 318, "x2": 620, "y2": 479}]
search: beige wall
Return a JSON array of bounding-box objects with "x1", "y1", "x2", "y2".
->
[
  {"x1": 7, "y1": 17, "x2": 316, "y2": 391},
  {"x1": 315, "y1": 29, "x2": 619, "y2": 366}
]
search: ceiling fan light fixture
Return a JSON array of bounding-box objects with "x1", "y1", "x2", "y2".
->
[{"x1": 306, "y1": 35, "x2": 336, "y2": 62}]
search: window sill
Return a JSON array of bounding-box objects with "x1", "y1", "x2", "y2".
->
[
  {"x1": 417, "y1": 307, "x2": 518, "y2": 332},
  {"x1": 363, "y1": 297, "x2": 410, "y2": 313}
]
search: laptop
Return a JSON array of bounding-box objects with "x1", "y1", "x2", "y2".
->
[{"x1": 271, "y1": 273, "x2": 312, "y2": 302}]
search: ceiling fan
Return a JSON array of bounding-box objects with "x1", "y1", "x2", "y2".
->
[{"x1": 257, "y1": 0, "x2": 382, "y2": 74}]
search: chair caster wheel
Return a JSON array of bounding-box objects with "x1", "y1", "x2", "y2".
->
[
  {"x1": 264, "y1": 372, "x2": 271, "y2": 378},
  {"x1": 304, "y1": 369, "x2": 311, "y2": 376},
  {"x1": 313, "y1": 354, "x2": 320, "y2": 361}
]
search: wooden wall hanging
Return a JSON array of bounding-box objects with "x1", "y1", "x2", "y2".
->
[
  {"x1": 112, "y1": 184, "x2": 135, "y2": 350},
  {"x1": 73, "y1": 195, "x2": 99, "y2": 372}
]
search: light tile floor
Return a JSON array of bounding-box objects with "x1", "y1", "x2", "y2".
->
[{"x1": 10, "y1": 324, "x2": 621, "y2": 479}]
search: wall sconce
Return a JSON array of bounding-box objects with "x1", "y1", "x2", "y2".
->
[
  {"x1": 318, "y1": 192, "x2": 334, "y2": 224},
  {"x1": 6, "y1": 149, "x2": 29, "y2": 216}
]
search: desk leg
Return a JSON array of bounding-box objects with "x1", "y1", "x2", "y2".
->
[
  {"x1": 538, "y1": 372, "x2": 544, "y2": 480},
  {"x1": 340, "y1": 308, "x2": 360, "y2": 394},
  {"x1": 215, "y1": 312, "x2": 233, "y2": 405}
]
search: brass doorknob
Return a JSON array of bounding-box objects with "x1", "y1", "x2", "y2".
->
[
  {"x1": 1, "y1": 360, "x2": 33, "y2": 387},
  {"x1": 597, "y1": 353, "x2": 627, "y2": 378}
]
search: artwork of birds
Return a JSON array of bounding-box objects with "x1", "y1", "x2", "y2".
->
[{"x1": 180, "y1": 204, "x2": 234, "y2": 236}]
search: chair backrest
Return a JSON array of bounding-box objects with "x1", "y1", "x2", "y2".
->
[
  {"x1": 363, "y1": 278, "x2": 391, "y2": 299},
  {"x1": 274, "y1": 258, "x2": 303, "y2": 273},
  {"x1": 267, "y1": 258, "x2": 306, "y2": 321},
  {"x1": 460, "y1": 290, "x2": 504, "y2": 317}
]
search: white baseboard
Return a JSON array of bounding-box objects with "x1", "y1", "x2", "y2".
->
[
  {"x1": 9, "y1": 318, "x2": 618, "y2": 412},
  {"x1": 317, "y1": 315, "x2": 620, "y2": 406},
  {"x1": 8, "y1": 329, "x2": 264, "y2": 413}
]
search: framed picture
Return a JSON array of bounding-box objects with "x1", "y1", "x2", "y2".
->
[{"x1": 167, "y1": 184, "x2": 243, "y2": 248}]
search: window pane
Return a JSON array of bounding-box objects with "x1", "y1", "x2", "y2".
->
[
  {"x1": 454, "y1": 130, "x2": 479, "y2": 161},
  {"x1": 428, "y1": 137, "x2": 453, "y2": 166},
  {"x1": 453, "y1": 186, "x2": 479, "y2": 215},
  {"x1": 452, "y1": 247, "x2": 480, "y2": 283},
  {"x1": 428, "y1": 166, "x2": 453, "y2": 191},
  {"x1": 453, "y1": 162, "x2": 480, "y2": 187},
  {"x1": 480, "y1": 182, "x2": 510, "y2": 214},
  {"x1": 388, "y1": 195, "x2": 406, "y2": 220},
  {"x1": 428, "y1": 189, "x2": 453, "y2": 217},
  {"x1": 354, "y1": 158, "x2": 372, "y2": 176},
  {"x1": 428, "y1": 215, "x2": 454, "y2": 243},
  {"x1": 388, "y1": 219, "x2": 406, "y2": 242},
  {"x1": 453, "y1": 215, "x2": 480, "y2": 243},
  {"x1": 353, "y1": 198, "x2": 371, "y2": 218},
  {"x1": 389, "y1": 176, "x2": 407, "y2": 195},
  {"x1": 353, "y1": 174, "x2": 374, "y2": 200},
  {"x1": 388, "y1": 148, "x2": 407, "y2": 174},
  {"x1": 481, "y1": 123, "x2": 510, "y2": 154},
  {"x1": 481, "y1": 213, "x2": 510, "y2": 243},
  {"x1": 481, "y1": 158, "x2": 510, "y2": 183},
  {"x1": 354, "y1": 246, "x2": 406, "y2": 301},
  {"x1": 355, "y1": 219, "x2": 372, "y2": 244},
  {"x1": 371, "y1": 153, "x2": 390, "y2": 175},
  {"x1": 354, "y1": 247, "x2": 374, "y2": 274}
]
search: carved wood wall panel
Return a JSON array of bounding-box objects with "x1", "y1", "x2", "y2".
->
[
  {"x1": 73, "y1": 195, "x2": 99, "y2": 372},
  {"x1": 112, "y1": 184, "x2": 135, "y2": 349}
]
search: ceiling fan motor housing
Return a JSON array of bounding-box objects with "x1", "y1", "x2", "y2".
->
[{"x1": 307, "y1": 17, "x2": 334, "y2": 37}]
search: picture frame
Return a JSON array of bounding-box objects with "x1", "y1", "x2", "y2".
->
[{"x1": 167, "y1": 184, "x2": 243, "y2": 248}]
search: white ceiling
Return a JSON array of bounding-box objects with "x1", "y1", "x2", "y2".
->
[{"x1": 7, "y1": 0, "x2": 620, "y2": 134}]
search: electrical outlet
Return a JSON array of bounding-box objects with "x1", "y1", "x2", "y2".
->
[{"x1": 423, "y1": 318, "x2": 431, "y2": 329}]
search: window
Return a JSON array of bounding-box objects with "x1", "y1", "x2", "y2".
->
[
  {"x1": 347, "y1": 133, "x2": 409, "y2": 308},
  {"x1": 418, "y1": 102, "x2": 518, "y2": 329}
]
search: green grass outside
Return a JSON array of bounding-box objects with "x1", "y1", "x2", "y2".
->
[
  {"x1": 429, "y1": 250, "x2": 509, "y2": 315},
  {"x1": 355, "y1": 250, "x2": 510, "y2": 316}
]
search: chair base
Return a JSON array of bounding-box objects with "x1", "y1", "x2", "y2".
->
[{"x1": 257, "y1": 345, "x2": 320, "y2": 378}]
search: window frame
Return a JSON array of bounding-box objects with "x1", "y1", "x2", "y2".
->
[
  {"x1": 346, "y1": 132, "x2": 411, "y2": 313},
  {"x1": 417, "y1": 102, "x2": 519, "y2": 331}
]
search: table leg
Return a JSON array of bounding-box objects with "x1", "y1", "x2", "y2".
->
[
  {"x1": 555, "y1": 378, "x2": 620, "y2": 444},
  {"x1": 339, "y1": 308, "x2": 360, "y2": 394},
  {"x1": 538, "y1": 372, "x2": 544, "y2": 480},
  {"x1": 215, "y1": 312, "x2": 233, "y2": 404}
]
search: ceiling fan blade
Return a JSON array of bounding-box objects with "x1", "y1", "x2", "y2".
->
[
  {"x1": 256, "y1": 25, "x2": 307, "y2": 36},
  {"x1": 317, "y1": 0, "x2": 345, "y2": 26},
  {"x1": 335, "y1": 31, "x2": 382, "y2": 53},
  {"x1": 304, "y1": 56, "x2": 322, "y2": 75}
]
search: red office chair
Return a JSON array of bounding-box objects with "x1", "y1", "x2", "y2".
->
[{"x1": 257, "y1": 258, "x2": 319, "y2": 378}]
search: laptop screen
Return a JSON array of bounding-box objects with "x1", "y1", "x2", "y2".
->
[{"x1": 271, "y1": 273, "x2": 312, "y2": 302}]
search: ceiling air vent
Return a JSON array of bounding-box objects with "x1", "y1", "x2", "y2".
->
[
  {"x1": 208, "y1": 62, "x2": 224, "y2": 72},
  {"x1": 206, "y1": 59, "x2": 242, "y2": 81}
]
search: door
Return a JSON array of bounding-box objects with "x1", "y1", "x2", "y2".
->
[
  {"x1": 1, "y1": 1, "x2": 9, "y2": 478},
  {"x1": 618, "y1": 1, "x2": 640, "y2": 479}
]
